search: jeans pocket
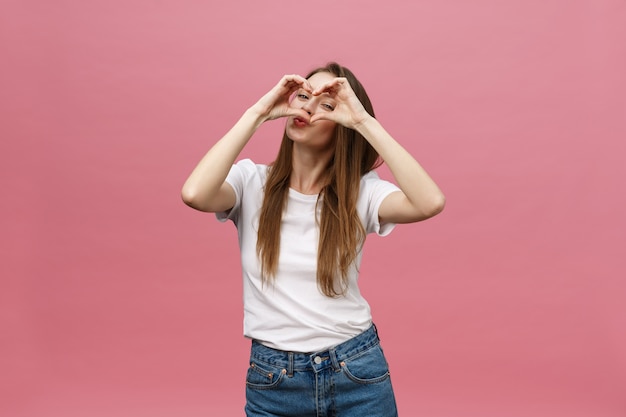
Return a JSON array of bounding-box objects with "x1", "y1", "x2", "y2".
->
[
  {"x1": 246, "y1": 361, "x2": 286, "y2": 390},
  {"x1": 340, "y1": 345, "x2": 390, "y2": 384}
]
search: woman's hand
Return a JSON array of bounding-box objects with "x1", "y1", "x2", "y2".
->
[
  {"x1": 309, "y1": 77, "x2": 373, "y2": 129},
  {"x1": 250, "y1": 74, "x2": 314, "y2": 123}
]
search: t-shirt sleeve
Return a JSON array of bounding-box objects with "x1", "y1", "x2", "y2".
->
[
  {"x1": 215, "y1": 158, "x2": 257, "y2": 224},
  {"x1": 360, "y1": 171, "x2": 401, "y2": 236}
]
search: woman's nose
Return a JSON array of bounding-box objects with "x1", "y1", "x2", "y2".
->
[{"x1": 301, "y1": 100, "x2": 314, "y2": 115}]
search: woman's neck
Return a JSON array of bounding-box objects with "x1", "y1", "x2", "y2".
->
[{"x1": 290, "y1": 145, "x2": 333, "y2": 195}]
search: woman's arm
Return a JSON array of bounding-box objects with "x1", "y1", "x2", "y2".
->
[
  {"x1": 181, "y1": 109, "x2": 262, "y2": 212},
  {"x1": 354, "y1": 117, "x2": 445, "y2": 223},
  {"x1": 309, "y1": 77, "x2": 445, "y2": 224},
  {"x1": 181, "y1": 75, "x2": 313, "y2": 212}
]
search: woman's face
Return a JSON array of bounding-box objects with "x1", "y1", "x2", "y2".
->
[{"x1": 285, "y1": 71, "x2": 338, "y2": 151}]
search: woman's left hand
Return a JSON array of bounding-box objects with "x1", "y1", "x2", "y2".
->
[{"x1": 309, "y1": 77, "x2": 373, "y2": 129}]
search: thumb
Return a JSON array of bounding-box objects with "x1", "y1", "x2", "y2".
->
[
  {"x1": 286, "y1": 108, "x2": 311, "y2": 121},
  {"x1": 309, "y1": 113, "x2": 333, "y2": 124}
]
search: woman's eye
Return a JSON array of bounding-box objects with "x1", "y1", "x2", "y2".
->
[
  {"x1": 322, "y1": 103, "x2": 335, "y2": 111},
  {"x1": 297, "y1": 94, "x2": 309, "y2": 100}
]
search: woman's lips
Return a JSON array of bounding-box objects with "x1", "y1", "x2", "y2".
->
[{"x1": 293, "y1": 117, "x2": 308, "y2": 127}]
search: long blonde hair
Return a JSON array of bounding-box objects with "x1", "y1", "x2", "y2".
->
[{"x1": 257, "y1": 62, "x2": 382, "y2": 297}]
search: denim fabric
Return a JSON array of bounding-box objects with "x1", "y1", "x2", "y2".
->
[{"x1": 245, "y1": 325, "x2": 398, "y2": 417}]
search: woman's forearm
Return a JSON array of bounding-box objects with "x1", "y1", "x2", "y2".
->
[
  {"x1": 181, "y1": 108, "x2": 265, "y2": 212},
  {"x1": 355, "y1": 117, "x2": 445, "y2": 222}
]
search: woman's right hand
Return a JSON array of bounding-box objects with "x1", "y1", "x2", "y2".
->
[{"x1": 250, "y1": 74, "x2": 313, "y2": 123}]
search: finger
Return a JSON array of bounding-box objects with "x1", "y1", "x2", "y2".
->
[
  {"x1": 282, "y1": 74, "x2": 305, "y2": 84},
  {"x1": 312, "y1": 77, "x2": 346, "y2": 96},
  {"x1": 285, "y1": 108, "x2": 311, "y2": 121},
  {"x1": 309, "y1": 112, "x2": 334, "y2": 124},
  {"x1": 281, "y1": 74, "x2": 313, "y2": 92}
]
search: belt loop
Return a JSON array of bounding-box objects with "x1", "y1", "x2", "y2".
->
[
  {"x1": 287, "y1": 352, "x2": 294, "y2": 377},
  {"x1": 329, "y1": 348, "x2": 340, "y2": 371}
]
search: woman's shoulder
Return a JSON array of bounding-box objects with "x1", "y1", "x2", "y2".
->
[
  {"x1": 359, "y1": 169, "x2": 400, "y2": 197},
  {"x1": 224, "y1": 159, "x2": 270, "y2": 191},
  {"x1": 234, "y1": 158, "x2": 269, "y2": 177},
  {"x1": 360, "y1": 169, "x2": 383, "y2": 184}
]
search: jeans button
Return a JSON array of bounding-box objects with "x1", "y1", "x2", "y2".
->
[{"x1": 314, "y1": 356, "x2": 322, "y2": 364}]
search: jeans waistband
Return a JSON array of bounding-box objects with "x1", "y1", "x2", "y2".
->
[{"x1": 250, "y1": 324, "x2": 380, "y2": 374}]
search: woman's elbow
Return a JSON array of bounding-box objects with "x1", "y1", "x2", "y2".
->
[
  {"x1": 430, "y1": 193, "x2": 446, "y2": 216},
  {"x1": 417, "y1": 193, "x2": 446, "y2": 221},
  {"x1": 181, "y1": 186, "x2": 206, "y2": 211},
  {"x1": 181, "y1": 183, "x2": 235, "y2": 213}
]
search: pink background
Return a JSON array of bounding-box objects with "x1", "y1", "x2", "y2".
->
[{"x1": 2, "y1": 1, "x2": 625, "y2": 416}]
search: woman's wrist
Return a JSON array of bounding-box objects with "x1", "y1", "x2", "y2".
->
[
  {"x1": 243, "y1": 106, "x2": 269, "y2": 129},
  {"x1": 353, "y1": 114, "x2": 377, "y2": 135}
]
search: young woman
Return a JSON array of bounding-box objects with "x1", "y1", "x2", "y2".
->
[{"x1": 182, "y1": 62, "x2": 445, "y2": 417}]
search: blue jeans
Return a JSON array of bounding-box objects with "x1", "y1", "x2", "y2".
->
[{"x1": 245, "y1": 324, "x2": 398, "y2": 416}]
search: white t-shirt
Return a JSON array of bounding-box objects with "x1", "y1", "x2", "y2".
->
[{"x1": 217, "y1": 159, "x2": 400, "y2": 352}]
